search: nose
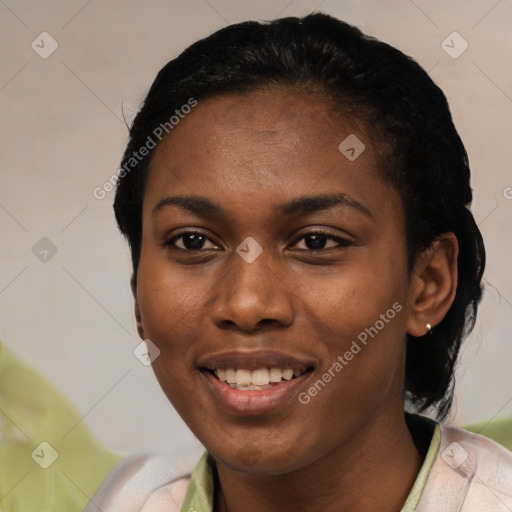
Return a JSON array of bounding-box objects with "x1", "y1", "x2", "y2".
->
[{"x1": 210, "y1": 247, "x2": 294, "y2": 332}]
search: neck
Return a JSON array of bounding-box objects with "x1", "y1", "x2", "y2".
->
[{"x1": 214, "y1": 411, "x2": 428, "y2": 512}]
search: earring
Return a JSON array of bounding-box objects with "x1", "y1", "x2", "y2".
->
[{"x1": 426, "y1": 323, "x2": 433, "y2": 335}]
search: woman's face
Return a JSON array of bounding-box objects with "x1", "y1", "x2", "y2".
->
[{"x1": 135, "y1": 87, "x2": 414, "y2": 474}]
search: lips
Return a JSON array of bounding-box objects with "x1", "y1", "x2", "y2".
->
[
  {"x1": 197, "y1": 350, "x2": 315, "y2": 416},
  {"x1": 197, "y1": 350, "x2": 314, "y2": 373}
]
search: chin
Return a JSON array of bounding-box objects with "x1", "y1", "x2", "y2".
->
[{"x1": 206, "y1": 434, "x2": 318, "y2": 475}]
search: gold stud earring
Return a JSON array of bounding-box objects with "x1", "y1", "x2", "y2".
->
[{"x1": 426, "y1": 323, "x2": 433, "y2": 335}]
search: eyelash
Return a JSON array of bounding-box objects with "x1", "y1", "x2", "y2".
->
[{"x1": 164, "y1": 229, "x2": 352, "y2": 253}]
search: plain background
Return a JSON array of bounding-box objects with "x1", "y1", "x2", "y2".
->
[{"x1": 0, "y1": 0, "x2": 511, "y2": 455}]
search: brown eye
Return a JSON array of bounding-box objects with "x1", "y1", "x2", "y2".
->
[
  {"x1": 292, "y1": 231, "x2": 353, "y2": 252},
  {"x1": 165, "y1": 231, "x2": 219, "y2": 251}
]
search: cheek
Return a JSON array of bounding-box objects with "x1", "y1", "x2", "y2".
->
[
  {"x1": 301, "y1": 258, "x2": 406, "y2": 339},
  {"x1": 297, "y1": 259, "x2": 409, "y2": 398},
  {"x1": 137, "y1": 249, "x2": 207, "y2": 338},
  {"x1": 136, "y1": 265, "x2": 205, "y2": 417},
  {"x1": 135, "y1": 259, "x2": 206, "y2": 398}
]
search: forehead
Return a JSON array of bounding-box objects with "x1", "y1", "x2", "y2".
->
[
  {"x1": 143, "y1": 87, "x2": 398, "y2": 224},
  {"x1": 176, "y1": 88, "x2": 357, "y2": 150}
]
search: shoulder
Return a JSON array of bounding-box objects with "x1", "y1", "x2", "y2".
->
[
  {"x1": 442, "y1": 424, "x2": 512, "y2": 481},
  {"x1": 84, "y1": 445, "x2": 203, "y2": 512},
  {"x1": 417, "y1": 423, "x2": 512, "y2": 511}
]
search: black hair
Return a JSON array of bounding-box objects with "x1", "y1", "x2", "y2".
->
[{"x1": 113, "y1": 12, "x2": 485, "y2": 421}]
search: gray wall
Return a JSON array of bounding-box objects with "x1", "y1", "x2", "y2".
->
[{"x1": 1, "y1": 0, "x2": 511, "y2": 454}]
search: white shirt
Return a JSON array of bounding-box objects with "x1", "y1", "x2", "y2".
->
[{"x1": 85, "y1": 423, "x2": 512, "y2": 511}]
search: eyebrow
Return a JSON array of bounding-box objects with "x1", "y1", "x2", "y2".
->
[{"x1": 152, "y1": 193, "x2": 373, "y2": 220}]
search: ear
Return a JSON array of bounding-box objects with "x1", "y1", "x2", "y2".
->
[
  {"x1": 406, "y1": 233, "x2": 458, "y2": 337},
  {"x1": 131, "y1": 272, "x2": 146, "y2": 340}
]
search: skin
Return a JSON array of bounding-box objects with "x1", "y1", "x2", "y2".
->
[{"x1": 133, "y1": 87, "x2": 458, "y2": 511}]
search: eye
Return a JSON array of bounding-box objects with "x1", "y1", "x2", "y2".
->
[
  {"x1": 164, "y1": 229, "x2": 352, "y2": 253},
  {"x1": 291, "y1": 230, "x2": 353, "y2": 252},
  {"x1": 164, "y1": 230, "x2": 220, "y2": 251}
]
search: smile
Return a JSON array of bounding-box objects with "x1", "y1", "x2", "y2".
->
[
  {"x1": 211, "y1": 367, "x2": 306, "y2": 390},
  {"x1": 197, "y1": 350, "x2": 316, "y2": 415}
]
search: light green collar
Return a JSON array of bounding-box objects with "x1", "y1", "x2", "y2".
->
[
  {"x1": 401, "y1": 423, "x2": 441, "y2": 510},
  {"x1": 180, "y1": 451, "x2": 215, "y2": 511},
  {"x1": 180, "y1": 420, "x2": 441, "y2": 512}
]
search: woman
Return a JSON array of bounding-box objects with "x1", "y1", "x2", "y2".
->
[{"x1": 86, "y1": 12, "x2": 512, "y2": 511}]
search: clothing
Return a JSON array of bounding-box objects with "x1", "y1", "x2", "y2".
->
[
  {"x1": 0, "y1": 340, "x2": 122, "y2": 512},
  {"x1": 464, "y1": 417, "x2": 512, "y2": 451},
  {"x1": 85, "y1": 415, "x2": 512, "y2": 511}
]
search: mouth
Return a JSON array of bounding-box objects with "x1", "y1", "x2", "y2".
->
[
  {"x1": 204, "y1": 367, "x2": 311, "y2": 391},
  {"x1": 197, "y1": 351, "x2": 315, "y2": 416}
]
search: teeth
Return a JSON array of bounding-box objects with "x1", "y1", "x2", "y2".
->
[
  {"x1": 269, "y1": 368, "x2": 282, "y2": 382},
  {"x1": 225, "y1": 368, "x2": 236, "y2": 384},
  {"x1": 282, "y1": 369, "x2": 293, "y2": 380},
  {"x1": 252, "y1": 368, "x2": 270, "y2": 385},
  {"x1": 232, "y1": 383, "x2": 273, "y2": 391},
  {"x1": 213, "y1": 367, "x2": 304, "y2": 389},
  {"x1": 236, "y1": 369, "x2": 252, "y2": 386}
]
